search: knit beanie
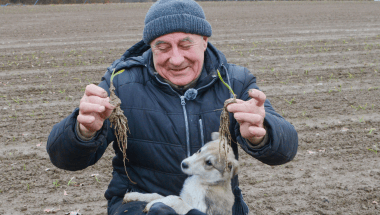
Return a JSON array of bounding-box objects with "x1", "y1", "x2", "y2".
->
[{"x1": 143, "y1": 0, "x2": 212, "y2": 45}]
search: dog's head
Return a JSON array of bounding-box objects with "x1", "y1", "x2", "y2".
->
[{"x1": 181, "y1": 132, "x2": 239, "y2": 184}]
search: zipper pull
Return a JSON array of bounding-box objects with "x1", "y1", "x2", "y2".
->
[{"x1": 180, "y1": 96, "x2": 186, "y2": 106}]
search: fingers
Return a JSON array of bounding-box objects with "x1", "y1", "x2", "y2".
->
[
  {"x1": 80, "y1": 96, "x2": 114, "y2": 113},
  {"x1": 78, "y1": 96, "x2": 114, "y2": 130},
  {"x1": 78, "y1": 85, "x2": 115, "y2": 133},
  {"x1": 78, "y1": 116, "x2": 103, "y2": 134},
  {"x1": 224, "y1": 89, "x2": 267, "y2": 142},
  {"x1": 77, "y1": 114, "x2": 95, "y2": 125},
  {"x1": 248, "y1": 126, "x2": 266, "y2": 137},
  {"x1": 239, "y1": 120, "x2": 266, "y2": 139},
  {"x1": 233, "y1": 112, "x2": 266, "y2": 139},
  {"x1": 239, "y1": 120, "x2": 266, "y2": 140},
  {"x1": 77, "y1": 112, "x2": 105, "y2": 132},
  {"x1": 85, "y1": 84, "x2": 108, "y2": 98},
  {"x1": 79, "y1": 102, "x2": 105, "y2": 114},
  {"x1": 226, "y1": 89, "x2": 266, "y2": 114},
  {"x1": 226, "y1": 99, "x2": 248, "y2": 113},
  {"x1": 234, "y1": 112, "x2": 263, "y2": 125},
  {"x1": 248, "y1": 89, "x2": 266, "y2": 107}
]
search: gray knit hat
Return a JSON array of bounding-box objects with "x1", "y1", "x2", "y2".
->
[{"x1": 143, "y1": 0, "x2": 212, "y2": 45}]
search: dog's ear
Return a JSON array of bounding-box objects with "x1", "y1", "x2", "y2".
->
[
  {"x1": 227, "y1": 160, "x2": 239, "y2": 177},
  {"x1": 211, "y1": 132, "x2": 220, "y2": 141}
]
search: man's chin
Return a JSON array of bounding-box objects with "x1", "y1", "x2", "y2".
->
[
  {"x1": 158, "y1": 68, "x2": 201, "y2": 87},
  {"x1": 167, "y1": 77, "x2": 194, "y2": 87}
]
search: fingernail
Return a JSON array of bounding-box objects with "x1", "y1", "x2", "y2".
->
[{"x1": 99, "y1": 106, "x2": 105, "y2": 112}]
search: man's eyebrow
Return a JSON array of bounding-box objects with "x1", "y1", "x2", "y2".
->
[
  {"x1": 153, "y1": 37, "x2": 193, "y2": 48},
  {"x1": 181, "y1": 37, "x2": 193, "y2": 43},
  {"x1": 153, "y1": 40, "x2": 168, "y2": 48}
]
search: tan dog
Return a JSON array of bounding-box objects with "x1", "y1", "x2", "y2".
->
[{"x1": 123, "y1": 132, "x2": 239, "y2": 215}]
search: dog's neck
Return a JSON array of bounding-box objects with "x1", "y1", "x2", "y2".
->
[
  {"x1": 202, "y1": 178, "x2": 230, "y2": 188},
  {"x1": 187, "y1": 175, "x2": 232, "y2": 190},
  {"x1": 204, "y1": 179, "x2": 232, "y2": 197}
]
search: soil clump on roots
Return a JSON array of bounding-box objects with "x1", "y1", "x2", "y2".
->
[
  {"x1": 108, "y1": 78, "x2": 135, "y2": 184},
  {"x1": 218, "y1": 95, "x2": 237, "y2": 167}
]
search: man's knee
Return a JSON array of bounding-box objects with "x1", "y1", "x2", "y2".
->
[{"x1": 108, "y1": 196, "x2": 146, "y2": 215}]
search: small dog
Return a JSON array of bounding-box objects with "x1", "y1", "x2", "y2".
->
[{"x1": 123, "y1": 132, "x2": 239, "y2": 215}]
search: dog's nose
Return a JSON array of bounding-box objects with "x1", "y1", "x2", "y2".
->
[{"x1": 181, "y1": 162, "x2": 189, "y2": 169}]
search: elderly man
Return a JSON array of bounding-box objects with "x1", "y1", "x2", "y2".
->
[{"x1": 47, "y1": 0, "x2": 298, "y2": 214}]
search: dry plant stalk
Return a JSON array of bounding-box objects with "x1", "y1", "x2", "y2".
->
[
  {"x1": 109, "y1": 70, "x2": 135, "y2": 184},
  {"x1": 217, "y1": 70, "x2": 237, "y2": 168}
]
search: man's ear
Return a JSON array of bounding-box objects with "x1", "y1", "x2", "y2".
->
[{"x1": 202, "y1": 36, "x2": 208, "y2": 51}]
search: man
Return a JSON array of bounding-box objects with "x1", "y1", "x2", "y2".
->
[{"x1": 47, "y1": 0, "x2": 298, "y2": 214}]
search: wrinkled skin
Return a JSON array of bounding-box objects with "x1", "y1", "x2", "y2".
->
[{"x1": 150, "y1": 32, "x2": 208, "y2": 87}]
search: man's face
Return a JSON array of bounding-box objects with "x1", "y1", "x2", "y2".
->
[{"x1": 151, "y1": 32, "x2": 208, "y2": 86}]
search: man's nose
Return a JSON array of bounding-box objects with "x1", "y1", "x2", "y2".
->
[{"x1": 169, "y1": 47, "x2": 184, "y2": 66}]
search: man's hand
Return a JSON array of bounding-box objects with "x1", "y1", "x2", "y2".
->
[
  {"x1": 77, "y1": 84, "x2": 115, "y2": 138},
  {"x1": 226, "y1": 89, "x2": 266, "y2": 145}
]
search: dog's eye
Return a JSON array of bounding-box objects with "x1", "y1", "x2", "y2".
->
[{"x1": 205, "y1": 160, "x2": 212, "y2": 166}]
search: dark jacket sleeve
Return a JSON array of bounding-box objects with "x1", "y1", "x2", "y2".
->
[
  {"x1": 46, "y1": 108, "x2": 112, "y2": 171},
  {"x1": 230, "y1": 66, "x2": 298, "y2": 165},
  {"x1": 46, "y1": 42, "x2": 146, "y2": 171},
  {"x1": 46, "y1": 72, "x2": 115, "y2": 171}
]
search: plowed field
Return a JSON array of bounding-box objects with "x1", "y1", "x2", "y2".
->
[{"x1": 1, "y1": 2, "x2": 379, "y2": 214}]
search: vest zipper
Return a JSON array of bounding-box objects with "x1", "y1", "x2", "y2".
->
[
  {"x1": 180, "y1": 96, "x2": 191, "y2": 157},
  {"x1": 199, "y1": 116, "x2": 205, "y2": 147},
  {"x1": 154, "y1": 76, "x2": 192, "y2": 157}
]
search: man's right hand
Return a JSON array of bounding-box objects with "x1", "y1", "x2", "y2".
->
[{"x1": 77, "y1": 84, "x2": 115, "y2": 138}]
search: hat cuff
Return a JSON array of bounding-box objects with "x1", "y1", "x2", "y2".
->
[{"x1": 143, "y1": 14, "x2": 212, "y2": 45}]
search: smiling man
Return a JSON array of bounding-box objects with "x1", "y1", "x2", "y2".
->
[
  {"x1": 47, "y1": 0, "x2": 298, "y2": 214},
  {"x1": 151, "y1": 33, "x2": 208, "y2": 87}
]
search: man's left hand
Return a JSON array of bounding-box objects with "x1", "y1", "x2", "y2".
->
[{"x1": 226, "y1": 89, "x2": 266, "y2": 145}]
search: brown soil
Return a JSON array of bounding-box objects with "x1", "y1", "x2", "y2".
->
[{"x1": 0, "y1": 2, "x2": 379, "y2": 215}]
